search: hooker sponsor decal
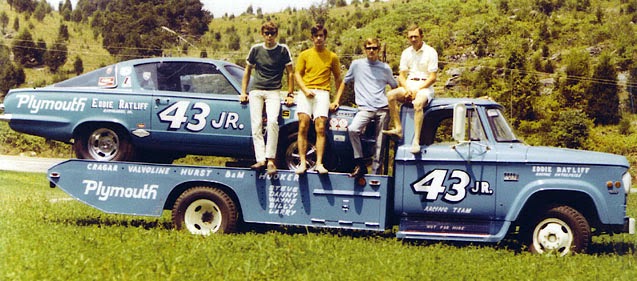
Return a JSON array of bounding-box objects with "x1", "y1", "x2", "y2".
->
[
  {"x1": 16, "y1": 94, "x2": 87, "y2": 114},
  {"x1": 83, "y1": 180, "x2": 158, "y2": 201}
]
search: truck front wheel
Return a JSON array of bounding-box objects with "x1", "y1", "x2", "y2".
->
[
  {"x1": 528, "y1": 205, "x2": 591, "y2": 256},
  {"x1": 172, "y1": 187, "x2": 238, "y2": 235}
]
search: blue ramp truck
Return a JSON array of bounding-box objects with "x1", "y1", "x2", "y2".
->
[{"x1": 48, "y1": 98, "x2": 635, "y2": 256}]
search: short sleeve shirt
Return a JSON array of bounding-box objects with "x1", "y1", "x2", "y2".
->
[
  {"x1": 296, "y1": 48, "x2": 340, "y2": 91},
  {"x1": 399, "y1": 43, "x2": 438, "y2": 80},
  {"x1": 344, "y1": 58, "x2": 397, "y2": 110},
  {"x1": 246, "y1": 43, "x2": 293, "y2": 90}
]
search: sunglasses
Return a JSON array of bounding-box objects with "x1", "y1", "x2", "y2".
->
[
  {"x1": 365, "y1": 46, "x2": 379, "y2": 50},
  {"x1": 264, "y1": 31, "x2": 277, "y2": 36}
]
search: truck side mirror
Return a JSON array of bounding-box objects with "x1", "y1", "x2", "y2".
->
[{"x1": 452, "y1": 103, "x2": 466, "y2": 142}]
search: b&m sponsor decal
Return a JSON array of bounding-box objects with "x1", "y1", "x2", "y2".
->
[{"x1": 532, "y1": 165, "x2": 591, "y2": 178}]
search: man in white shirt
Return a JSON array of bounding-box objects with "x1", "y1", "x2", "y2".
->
[{"x1": 382, "y1": 24, "x2": 438, "y2": 154}]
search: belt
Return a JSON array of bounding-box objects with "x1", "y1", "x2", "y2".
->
[{"x1": 409, "y1": 78, "x2": 426, "y2": 81}]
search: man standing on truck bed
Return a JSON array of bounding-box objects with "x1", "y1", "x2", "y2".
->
[
  {"x1": 331, "y1": 38, "x2": 397, "y2": 177},
  {"x1": 382, "y1": 24, "x2": 438, "y2": 154},
  {"x1": 293, "y1": 24, "x2": 342, "y2": 175},
  {"x1": 240, "y1": 21, "x2": 295, "y2": 176}
]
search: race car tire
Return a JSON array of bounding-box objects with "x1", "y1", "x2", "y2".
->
[
  {"x1": 172, "y1": 186, "x2": 238, "y2": 235},
  {"x1": 73, "y1": 125, "x2": 135, "y2": 162},
  {"x1": 527, "y1": 205, "x2": 591, "y2": 256}
]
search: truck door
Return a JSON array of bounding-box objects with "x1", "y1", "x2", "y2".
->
[{"x1": 398, "y1": 106, "x2": 497, "y2": 223}]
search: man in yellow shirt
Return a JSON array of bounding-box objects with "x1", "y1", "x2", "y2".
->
[{"x1": 293, "y1": 24, "x2": 342, "y2": 174}]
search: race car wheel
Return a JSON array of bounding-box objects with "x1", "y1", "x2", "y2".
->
[
  {"x1": 74, "y1": 126, "x2": 135, "y2": 161},
  {"x1": 283, "y1": 138, "x2": 318, "y2": 171},
  {"x1": 527, "y1": 205, "x2": 591, "y2": 256},
  {"x1": 172, "y1": 186, "x2": 238, "y2": 235}
]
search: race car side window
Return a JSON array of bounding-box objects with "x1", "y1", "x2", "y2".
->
[
  {"x1": 134, "y1": 63, "x2": 158, "y2": 90},
  {"x1": 144, "y1": 62, "x2": 237, "y2": 95}
]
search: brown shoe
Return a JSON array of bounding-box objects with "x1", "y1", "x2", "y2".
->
[
  {"x1": 348, "y1": 165, "x2": 367, "y2": 178},
  {"x1": 267, "y1": 162, "x2": 277, "y2": 175},
  {"x1": 250, "y1": 161, "x2": 266, "y2": 170}
]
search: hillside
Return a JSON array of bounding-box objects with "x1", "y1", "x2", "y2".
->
[{"x1": 2, "y1": 0, "x2": 637, "y2": 165}]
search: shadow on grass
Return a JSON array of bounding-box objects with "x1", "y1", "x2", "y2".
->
[
  {"x1": 48, "y1": 216, "x2": 173, "y2": 231},
  {"x1": 46, "y1": 217, "x2": 636, "y2": 255}
]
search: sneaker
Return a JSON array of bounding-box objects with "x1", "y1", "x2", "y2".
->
[
  {"x1": 250, "y1": 161, "x2": 266, "y2": 170},
  {"x1": 267, "y1": 162, "x2": 277, "y2": 175},
  {"x1": 295, "y1": 164, "x2": 307, "y2": 175},
  {"x1": 315, "y1": 164, "x2": 329, "y2": 174},
  {"x1": 410, "y1": 144, "x2": 420, "y2": 154}
]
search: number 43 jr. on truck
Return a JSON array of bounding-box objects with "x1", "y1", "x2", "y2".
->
[{"x1": 47, "y1": 98, "x2": 635, "y2": 256}]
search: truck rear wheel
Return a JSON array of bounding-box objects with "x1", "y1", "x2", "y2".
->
[
  {"x1": 527, "y1": 205, "x2": 591, "y2": 256},
  {"x1": 172, "y1": 186, "x2": 238, "y2": 235}
]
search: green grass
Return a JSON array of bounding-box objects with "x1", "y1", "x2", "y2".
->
[{"x1": 1, "y1": 171, "x2": 636, "y2": 280}]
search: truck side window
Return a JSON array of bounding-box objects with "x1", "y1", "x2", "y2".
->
[{"x1": 428, "y1": 108, "x2": 486, "y2": 145}]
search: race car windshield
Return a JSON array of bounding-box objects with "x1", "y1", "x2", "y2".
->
[{"x1": 53, "y1": 65, "x2": 117, "y2": 88}]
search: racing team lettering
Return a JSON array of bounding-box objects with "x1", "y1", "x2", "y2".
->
[
  {"x1": 532, "y1": 165, "x2": 591, "y2": 178},
  {"x1": 411, "y1": 169, "x2": 493, "y2": 203},
  {"x1": 158, "y1": 101, "x2": 245, "y2": 131},
  {"x1": 16, "y1": 94, "x2": 87, "y2": 114}
]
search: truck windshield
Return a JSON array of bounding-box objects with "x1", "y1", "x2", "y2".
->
[{"x1": 486, "y1": 108, "x2": 519, "y2": 142}]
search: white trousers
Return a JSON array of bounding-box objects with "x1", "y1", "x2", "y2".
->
[{"x1": 249, "y1": 90, "x2": 281, "y2": 162}]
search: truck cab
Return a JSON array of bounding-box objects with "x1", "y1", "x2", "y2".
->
[{"x1": 393, "y1": 98, "x2": 633, "y2": 255}]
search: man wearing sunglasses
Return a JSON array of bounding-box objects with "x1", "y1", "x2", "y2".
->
[
  {"x1": 241, "y1": 21, "x2": 294, "y2": 175},
  {"x1": 331, "y1": 38, "x2": 398, "y2": 178},
  {"x1": 382, "y1": 24, "x2": 438, "y2": 154}
]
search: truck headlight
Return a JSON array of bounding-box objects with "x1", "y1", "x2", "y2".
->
[{"x1": 622, "y1": 172, "x2": 632, "y2": 195}]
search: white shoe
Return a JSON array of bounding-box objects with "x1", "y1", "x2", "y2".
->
[
  {"x1": 315, "y1": 164, "x2": 329, "y2": 174},
  {"x1": 410, "y1": 144, "x2": 420, "y2": 154}
]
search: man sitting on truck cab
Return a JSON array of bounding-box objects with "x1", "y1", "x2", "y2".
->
[{"x1": 382, "y1": 24, "x2": 438, "y2": 154}]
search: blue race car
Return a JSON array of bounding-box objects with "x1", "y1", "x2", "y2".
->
[{"x1": 0, "y1": 57, "x2": 376, "y2": 171}]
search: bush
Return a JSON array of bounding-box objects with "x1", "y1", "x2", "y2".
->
[{"x1": 550, "y1": 109, "x2": 593, "y2": 149}]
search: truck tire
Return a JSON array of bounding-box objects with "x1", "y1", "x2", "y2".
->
[
  {"x1": 172, "y1": 186, "x2": 238, "y2": 235},
  {"x1": 74, "y1": 125, "x2": 135, "y2": 161},
  {"x1": 527, "y1": 205, "x2": 591, "y2": 256}
]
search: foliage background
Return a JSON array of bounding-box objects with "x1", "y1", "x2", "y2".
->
[{"x1": 2, "y1": 0, "x2": 637, "y2": 168}]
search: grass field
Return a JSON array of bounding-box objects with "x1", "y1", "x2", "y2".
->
[{"x1": 1, "y1": 171, "x2": 636, "y2": 281}]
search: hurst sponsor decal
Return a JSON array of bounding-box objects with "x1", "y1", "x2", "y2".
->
[
  {"x1": 16, "y1": 94, "x2": 87, "y2": 114},
  {"x1": 82, "y1": 180, "x2": 158, "y2": 201}
]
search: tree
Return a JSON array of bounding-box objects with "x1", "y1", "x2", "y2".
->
[
  {"x1": 0, "y1": 44, "x2": 26, "y2": 97},
  {"x1": 558, "y1": 50, "x2": 590, "y2": 112},
  {"x1": 45, "y1": 39, "x2": 68, "y2": 72},
  {"x1": 11, "y1": 29, "x2": 38, "y2": 66},
  {"x1": 0, "y1": 12, "x2": 9, "y2": 33},
  {"x1": 73, "y1": 56, "x2": 83, "y2": 75},
  {"x1": 587, "y1": 53, "x2": 620, "y2": 125},
  {"x1": 551, "y1": 109, "x2": 593, "y2": 149}
]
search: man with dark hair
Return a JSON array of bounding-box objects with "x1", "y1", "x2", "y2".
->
[
  {"x1": 383, "y1": 24, "x2": 438, "y2": 154},
  {"x1": 240, "y1": 21, "x2": 294, "y2": 175},
  {"x1": 293, "y1": 24, "x2": 342, "y2": 174},
  {"x1": 331, "y1": 38, "x2": 397, "y2": 177}
]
